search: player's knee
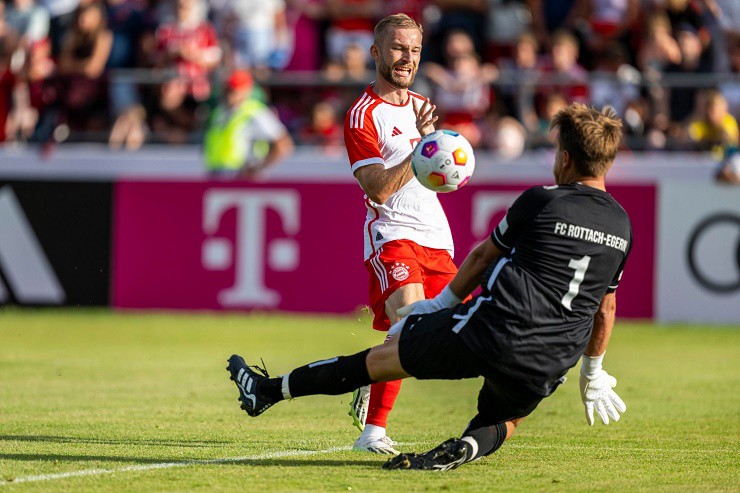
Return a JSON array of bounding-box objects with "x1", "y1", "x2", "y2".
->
[{"x1": 366, "y1": 340, "x2": 407, "y2": 381}]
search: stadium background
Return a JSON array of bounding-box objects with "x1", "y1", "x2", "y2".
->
[{"x1": 0, "y1": 0, "x2": 738, "y2": 490}]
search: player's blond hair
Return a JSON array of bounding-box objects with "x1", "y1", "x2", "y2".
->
[
  {"x1": 374, "y1": 13, "x2": 423, "y2": 46},
  {"x1": 550, "y1": 103, "x2": 623, "y2": 177}
]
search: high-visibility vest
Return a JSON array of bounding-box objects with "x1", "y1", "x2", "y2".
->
[{"x1": 204, "y1": 99, "x2": 266, "y2": 170}]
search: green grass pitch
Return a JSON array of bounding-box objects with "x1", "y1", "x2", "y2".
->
[{"x1": 0, "y1": 309, "x2": 738, "y2": 492}]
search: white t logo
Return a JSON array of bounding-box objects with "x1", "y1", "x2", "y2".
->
[{"x1": 202, "y1": 189, "x2": 300, "y2": 307}]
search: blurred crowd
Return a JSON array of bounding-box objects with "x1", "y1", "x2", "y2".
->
[{"x1": 0, "y1": 0, "x2": 739, "y2": 168}]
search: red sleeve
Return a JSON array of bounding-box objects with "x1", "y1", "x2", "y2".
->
[
  {"x1": 202, "y1": 23, "x2": 218, "y2": 48},
  {"x1": 344, "y1": 104, "x2": 383, "y2": 173},
  {"x1": 155, "y1": 25, "x2": 170, "y2": 51}
]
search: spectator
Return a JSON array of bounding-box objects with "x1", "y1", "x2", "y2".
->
[
  {"x1": 325, "y1": 0, "x2": 379, "y2": 64},
  {"x1": 153, "y1": 0, "x2": 221, "y2": 103},
  {"x1": 25, "y1": 37, "x2": 56, "y2": 142},
  {"x1": 664, "y1": 22, "x2": 711, "y2": 123},
  {"x1": 213, "y1": 0, "x2": 290, "y2": 71},
  {"x1": 57, "y1": 2, "x2": 113, "y2": 134},
  {"x1": 299, "y1": 100, "x2": 342, "y2": 150},
  {"x1": 381, "y1": 0, "x2": 428, "y2": 23},
  {"x1": 5, "y1": 85, "x2": 37, "y2": 143},
  {"x1": 713, "y1": 0, "x2": 740, "y2": 40},
  {"x1": 497, "y1": 31, "x2": 541, "y2": 132},
  {"x1": 38, "y1": 0, "x2": 80, "y2": 56},
  {"x1": 488, "y1": 114, "x2": 526, "y2": 158},
  {"x1": 203, "y1": 70, "x2": 293, "y2": 177},
  {"x1": 424, "y1": 49, "x2": 497, "y2": 147},
  {"x1": 538, "y1": 91, "x2": 568, "y2": 138},
  {"x1": 149, "y1": 0, "x2": 220, "y2": 143},
  {"x1": 719, "y1": 36, "x2": 740, "y2": 117},
  {"x1": 5, "y1": 0, "x2": 50, "y2": 48},
  {"x1": 537, "y1": 29, "x2": 589, "y2": 110},
  {"x1": 688, "y1": 89, "x2": 739, "y2": 156},
  {"x1": 526, "y1": 0, "x2": 583, "y2": 50},
  {"x1": 106, "y1": 0, "x2": 148, "y2": 150},
  {"x1": 574, "y1": 0, "x2": 639, "y2": 67},
  {"x1": 323, "y1": 42, "x2": 371, "y2": 83},
  {"x1": 485, "y1": 0, "x2": 532, "y2": 62},
  {"x1": 716, "y1": 147, "x2": 740, "y2": 184},
  {"x1": 321, "y1": 41, "x2": 372, "y2": 113},
  {"x1": 426, "y1": 0, "x2": 487, "y2": 63},
  {"x1": 637, "y1": 12, "x2": 681, "y2": 73},
  {"x1": 590, "y1": 41, "x2": 640, "y2": 116}
]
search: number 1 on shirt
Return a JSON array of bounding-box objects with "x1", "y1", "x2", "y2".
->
[{"x1": 562, "y1": 255, "x2": 591, "y2": 310}]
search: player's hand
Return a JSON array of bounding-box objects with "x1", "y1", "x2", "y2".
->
[
  {"x1": 413, "y1": 97, "x2": 438, "y2": 137},
  {"x1": 396, "y1": 285, "x2": 461, "y2": 318},
  {"x1": 579, "y1": 369, "x2": 626, "y2": 426},
  {"x1": 396, "y1": 298, "x2": 442, "y2": 318}
]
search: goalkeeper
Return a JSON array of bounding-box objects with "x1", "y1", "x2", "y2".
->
[{"x1": 226, "y1": 103, "x2": 631, "y2": 470}]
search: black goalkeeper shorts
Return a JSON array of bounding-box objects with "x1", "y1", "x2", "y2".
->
[{"x1": 397, "y1": 309, "x2": 544, "y2": 424}]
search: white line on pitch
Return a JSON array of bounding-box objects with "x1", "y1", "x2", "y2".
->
[{"x1": 0, "y1": 446, "x2": 353, "y2": 486}]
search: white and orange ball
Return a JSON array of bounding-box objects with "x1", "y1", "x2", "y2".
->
[{"x1": 411, "y1": 130, "x2": 476, "y2": 193}]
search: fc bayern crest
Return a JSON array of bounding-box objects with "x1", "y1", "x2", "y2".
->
[{"x1": 390, "y1": 262, "x2": 410, "y2": 281}]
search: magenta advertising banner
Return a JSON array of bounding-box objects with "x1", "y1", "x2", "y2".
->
[{"x1": 113, "y1": 181, "x2": 654, "y2": 318}]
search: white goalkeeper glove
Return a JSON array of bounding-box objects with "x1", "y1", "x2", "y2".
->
[
  {"x1": 396, "y1": 285, "x2": 461, "y2": 318},
  {"x1": 579, "y1": 353, "x2": 627, "y2": 426}
]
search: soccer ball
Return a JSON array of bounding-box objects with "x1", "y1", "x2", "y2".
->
[{"x1": 411, "y1": 130, "x2": 476, "y2": 193}]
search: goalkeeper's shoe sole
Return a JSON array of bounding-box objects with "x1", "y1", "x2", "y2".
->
[
  {"x1": 382, "y1": 438, "x2": 468, "y2": 471},
  {"x1": 353, "y1": 435, "x2": 399, "y2": 455},
  {"x1": 226, "y1": 354, "x2": 276, "y2": 417},
  {"x1": 348, "y1": 385, "x2": 370, "y2": 431}
]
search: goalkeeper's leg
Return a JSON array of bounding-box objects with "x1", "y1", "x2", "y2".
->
[
  {"x1": 382, "y1": 418, "x2": 523, "y2": 470},
  {"x1": 237, "y1": 335, "x2": 411, "y2": 407}
]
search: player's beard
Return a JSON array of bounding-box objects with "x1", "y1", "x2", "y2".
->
[{"x1": 378, "y1": 58, "x2": 417, "y2": 89}]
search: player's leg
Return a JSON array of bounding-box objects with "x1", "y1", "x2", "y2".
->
[
  {"x1": 357, "y1": 283, "x2": 424, "y2": 450},
  {"x1": 381, "y1": 417, "x2": 527, "y2": 471},
  {"x1": 385, "y1": 377, "x2": 542, "y2": 470},
  {"x1": 355, "y1": 241, "x2": 425, "y2": 454},
  {"x1": 226, "y1": 336, "x2": 410, "y2": 417}
]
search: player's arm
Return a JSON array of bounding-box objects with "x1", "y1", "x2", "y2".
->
[
  {"x1": 354, "y1": 160, "x2": 414, "y2": 205},
  {"x1": 448, "y1": 237, "x2": 503, "y2": 299},
  {"x1": 397, "y1": 238, "x2": 502, "y2": 317},
  {"x1": 351, "y1": 97, "x2": 438, "y2": 204},
  {"x1": 242, "y1": 107, "x2": 295, "y2": 177},
  {"x1": 579, "y1": 291, "x2": 626, "y2": 426},
  {"x1": 585, "y1": 292, "x2": 616, "y2": 357}
]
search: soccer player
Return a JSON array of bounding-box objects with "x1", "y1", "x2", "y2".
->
[
  {"x1": 341, "y1": 14, "x2": 458, "y2": 455},
  {"x1": 227, "y1": 103, "x2": 630, "y2": 470}
]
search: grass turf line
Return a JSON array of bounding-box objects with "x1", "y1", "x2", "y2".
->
[{"x1": 0, "y1": 309, "x2": 738, "y2": 492}]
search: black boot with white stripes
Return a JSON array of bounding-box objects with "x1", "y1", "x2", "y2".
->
[{"x1": 227, "y1": 354, "x2": 278, "y2": 417}]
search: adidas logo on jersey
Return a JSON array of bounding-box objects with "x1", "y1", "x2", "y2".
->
[
  {"x1": 391, "y1": 127, "x2": 402, "y2": 137},
  {"x1": 376, "y1": 231, "x2": 384, "y2": 241}
]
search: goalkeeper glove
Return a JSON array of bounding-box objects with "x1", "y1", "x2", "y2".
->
[
  {"x1": 579, "y1": 353, "x2": 627, "y2": 426},
  {"x1": 396, "y1": 285, "x2": 461, "y2": 318}
]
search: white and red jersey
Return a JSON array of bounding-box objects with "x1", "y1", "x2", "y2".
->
[{"x1": 344, "y1": 83, "x2": 454, "y2": 261}]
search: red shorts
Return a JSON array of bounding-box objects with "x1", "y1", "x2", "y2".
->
[{"x1": 364, "y1": 239, "x2": 458, "y2": 331}]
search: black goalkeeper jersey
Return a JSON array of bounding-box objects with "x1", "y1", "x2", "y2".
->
[{"x1": 453, "y1": 183, "x2": 632, "y2": 396}]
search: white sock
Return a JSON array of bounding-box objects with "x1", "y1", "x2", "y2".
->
[
  {"x1": 359, "y1": 424, "x2": 385, "y2": 441},
  {"x1": 280, "y1": 374, "x2": 292, "y2": 400}
]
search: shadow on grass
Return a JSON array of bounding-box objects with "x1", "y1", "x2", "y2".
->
[
  {"x1": 0, "y1": 435, "x2": 228, "y2": 448},
  {"x1": 0, "y1": 453, "x2": 179, "y2": 464},
  {"x1": 232, "y1": 458, "x2": 383, "y2": 468},
  {"x1": 0, "y1": 454, "x2": 385, "y2": 468}
]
